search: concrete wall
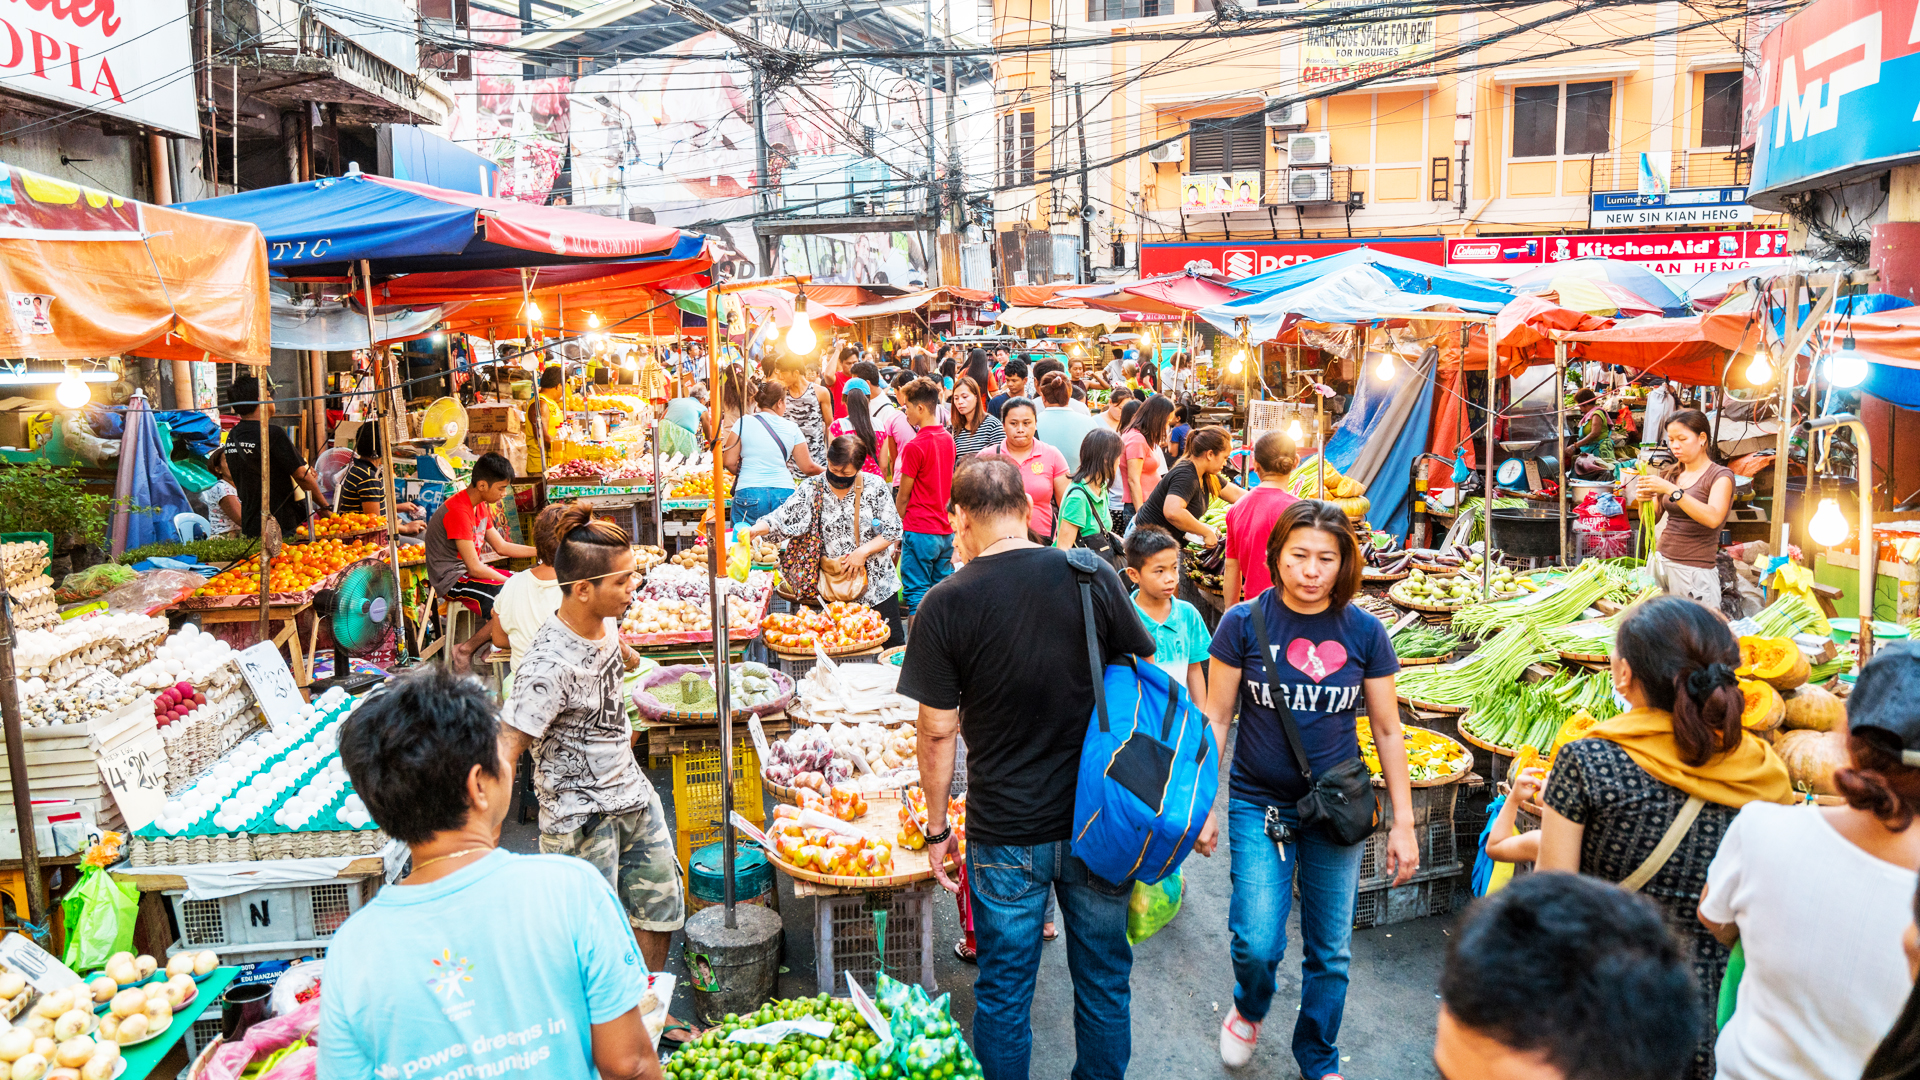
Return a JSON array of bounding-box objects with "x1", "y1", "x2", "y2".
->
[{"x1": 0, "y1": 99, "x2": 145, "y2": 199}]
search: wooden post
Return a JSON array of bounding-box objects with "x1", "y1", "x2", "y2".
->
[
  {"x1": 1555, "y1": 339, "x2": 1568, "y2": 566},
  {"x1": 1772, "y1": 274, "x2": 1801, "y2": 554},
  {"x1": 364, "y1": 261, "x2": 405, "y2": 656}
]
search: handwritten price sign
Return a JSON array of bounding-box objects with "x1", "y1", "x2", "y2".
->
[
  {"x1": 236, "y1": 641, "x2": 304, "y2": 731},
  {"x1": 99, "y1": 729, "x2": 167, "y2": 832}
]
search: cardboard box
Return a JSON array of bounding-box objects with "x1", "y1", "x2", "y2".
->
[
  {"x1": 469, "y1": 431, "x2": 526, "y2": 475},
  {"x1": 0, "y1": 397, "x2": 53, "y2": 450},
  {"x1": 468, "y1": 404, "x2": 523, "y2": 434}
]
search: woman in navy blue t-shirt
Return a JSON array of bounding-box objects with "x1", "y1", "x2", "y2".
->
[{"x1": 1195, "y1": 499, "x2": 1419, "y2": 1080}]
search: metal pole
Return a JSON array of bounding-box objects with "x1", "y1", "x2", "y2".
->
[
  {"x1": 705, "y1": 282, "x2": 736, "y2": 928},
  {"x1": 924, "y1": 0, "x2": 938, "y2": 285},
  {"x1": 1772, "y1": 274, "x2": 1801, "y2": 555},
  {"x1": 1074, "y1": 84, "x2": 1090, "y2": 284},
  {"x1": 1808, "y1": 415, "x2": 1876, "y2": 667},
  {"x1": 259, "y1": 374, "x2": 273, "y2": 633},
  {"x1": 651, "y1": 419, "x2": 664, "y2": 547},
  {"x1": 0, "y1": 591, "x2": 46, "y2": 937},
  {"x1": 364, "y1": 262, "x2": 405, "y2": 654},
  {"x1": 1555, "y1": 340, "x2": 1568, "y2": 566},
  {"x1": 1484, "y1": 320, "x2": 1495, "y2": 598}
]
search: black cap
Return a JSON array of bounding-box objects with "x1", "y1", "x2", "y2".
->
[{"x1": 1839, "y1": 640, "x2": 1920, "y2": 764}]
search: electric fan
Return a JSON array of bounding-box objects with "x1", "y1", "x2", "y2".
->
[
  {"x1": 420, "y1": 396, "x2": 468, "y2": 451},
  {"x1": 310, "y1": 557, "x2": 399, "y2": 694},
  {"x1": 314, "y1": 446, "x2": 356, "y2": 510}
]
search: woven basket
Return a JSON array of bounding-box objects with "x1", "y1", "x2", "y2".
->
[
  {"x1": 766, "y1": 632, "x2": 889, "y2": 660},
  {"x1": 1456, "y1": 715, "x2": 1520, "y2": 757}
]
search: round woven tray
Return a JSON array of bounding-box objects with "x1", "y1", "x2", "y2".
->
[
  {"x1": 1387, "y1": 582, "x2": 1476, "y2": 613},
  {"x1": 753, "y1": 806, "x2": 954, "y2": 888},
  {"x1": 1396, "y1": 693, "x2": 1470, "y2": 715},
  {"x1": 767, "y1": 634, "x2": 889, "y2": 660},
  {"x1": 1381, "y1": 755, "x2": 1473, "y2": 789},
  {"x1": 1394, "y1": 651, "x2": 1455, "y2": 667},
  {"x1": 1456, "y1": 715, "x2": 1520, "y2": 757},
  {"x1": 633, "y1": 666, "x2": 794, "y2": 722},
  {"x1": 1362, "y1": 568, "x2": 1409, "y2": 583},
  {"x1": 881, "y1": 646, "x2": 906, "y2": 666},
  {"x1": 1557, "y1": 646, "x2": 1611, "y2": 665}
]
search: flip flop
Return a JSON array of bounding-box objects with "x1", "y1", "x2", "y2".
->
[
  {"x1": 661, "y1": 1021, "x2": 705, "y2": 1045},
  {"x1": 1042, "y1": 924, "x2": 1059, "y2": 941},
  {"x1": 953, "y1": 941, "x2": 977, "y2": 964}
]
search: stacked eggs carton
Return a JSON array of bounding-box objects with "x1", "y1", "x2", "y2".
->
[
  {"x1": 0, "y1": 540, "x2": 54, "y2": 631},
  {"x1": 13, "y1": 614, "x2": 168, "y2": 690},
  {"x1": 123, "y1": 626, "x2": 262, "y2": 794}
]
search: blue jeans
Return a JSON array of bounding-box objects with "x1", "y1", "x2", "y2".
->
[
  {"x1": 899, "y1": 530, "x2": 953, "y2": 614},
  {"x1": 1227, "y1": 798, "x2": 1365, "y2": 1080},
  {"x1": 968, "y1": 841, "x2": 1133, "y2": 1080},
  {"x1": 732, "y1": 486, "x2": 794, "y2": 529}
]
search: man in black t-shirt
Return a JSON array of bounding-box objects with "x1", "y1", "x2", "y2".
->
[
  {"x1": 224, "y1": 376, "x2": 331, "y2": 538},
  {"x1": 898, "y1": 457, "x2": 1154, "y2": 1080}
]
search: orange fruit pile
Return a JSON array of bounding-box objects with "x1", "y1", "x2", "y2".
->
[
  {"x1": 198, "y1": 539, "x2": 383, "y2": 597},
  {"x1": 295, "y1": 512, "x2": 386, "y2": 538}
]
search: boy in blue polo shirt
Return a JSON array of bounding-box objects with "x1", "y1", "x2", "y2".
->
[{"x1": 1125, "y1": 525, "x2": 1211, "y2": 702}]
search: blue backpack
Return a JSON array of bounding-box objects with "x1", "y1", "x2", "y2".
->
[{"x1": 1066, "y1": 550, "x2": 1219, "y2": 886}]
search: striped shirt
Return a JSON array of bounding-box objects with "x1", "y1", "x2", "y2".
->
[{"x1": 950, "y1": 414, "x2": 1004, "y2": 462}]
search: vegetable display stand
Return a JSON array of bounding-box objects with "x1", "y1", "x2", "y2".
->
[
  {"x1": 797, "y1": 880, "x2": 939, "y2": 996},
  {"x1": 671, "y1": 739, "x2": 765, "y2": 881},
  {"x1": 189, "y1": 602, "x2": 319, "y2": 688},
  {"x1": 773, "y1": 643, "x2": 883, "y2": 682}
]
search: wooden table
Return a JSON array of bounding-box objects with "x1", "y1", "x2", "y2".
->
[{"x1": 190, "y1": 602, "x2": 318, "y2": 688}]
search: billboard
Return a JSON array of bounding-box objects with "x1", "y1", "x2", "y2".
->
[
  {"x1": 1180, "y1": 173, "x2": 1262, "y2": 213},
  {"x1": 1445, "y1": 229, "x2": 1792, "y2": 278},
  {"x1": 1140, "y1": 239, "x2": 1446, "y2": 279},
  {"x1": 1589, "y1": 188, "x2": 1755, "y2": 228},
  {"x1": 1301, "y1": 0, "x2": 1435, "y2": 87},
  {"x1": 1746, "y1": 0, "x2": 1920, "y2": 199},
  {"x1": 442, "y1": 7, "x2": 572, "y2": 203},
  {"x1": 0, "y1": 0, "x2": 196, "y2": 136}
]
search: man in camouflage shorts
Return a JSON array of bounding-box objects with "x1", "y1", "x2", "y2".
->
[{"x1": 500, "y1": 511, "x2": 687, "y2": 959}]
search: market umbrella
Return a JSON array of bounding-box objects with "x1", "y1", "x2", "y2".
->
[
  {"x1": 1227, "y1": 246, "x2": 1516, "y2": 307},
  {"x1": 1536, "y1": 277, "x2": 1665, "y2": 318},
  {"x1": 109, "y1": 391, "x2": 194, "y2": 558},
  {"x1": 1508, "y1": 257, "x2": 1688, "y2": 316},
  {"x1": 1196, "y1": 263, "x2": 1510, "y2": 343},
  {"x1": 1062, "y1": 271, "x2": 1248, "y2": 316}
]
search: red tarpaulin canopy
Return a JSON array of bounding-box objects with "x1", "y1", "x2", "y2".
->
[
  {"x1": 1069, "y1": 272, "x2": 1248, "y2": 317},
  {"x1": 1555, "y1": 294, "x2": 1766, "y2": 385},
  {"x1": 371, "y1": 259, "x2": 715, "y2": 305}
]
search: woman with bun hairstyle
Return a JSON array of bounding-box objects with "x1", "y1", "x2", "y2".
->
[
  {"x1": 1540, "y1": 594, "x2": 1795, "y2": 1080},
  {"x1": 1699, "y1": 640, "x2": 1920, "y2": 1080}
]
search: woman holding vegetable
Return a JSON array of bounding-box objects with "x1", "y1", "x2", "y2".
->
[
  {"x1": 1132, "y1": 426, "x2": 1245, "y2": 545},
  {"x1": 1196, "y1": 499, "x2": 1418, "y2": 1080},
  {"x1": 1631, "y1": 409, "x2": 1734, "y2": 612},
  {"x1": 1539, "y1": 594, "x2": 1795, "y2": 1080}
]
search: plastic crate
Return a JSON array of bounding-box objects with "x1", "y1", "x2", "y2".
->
[
  {"x1": 813, "y1": 884, "x2": 937, "y2": 995},
  {"x1": 1353, "y1": 871, "x2": 1469, "y2": 929},
  {"x1": 1357, "y1": 815, "x2": 1460, "y2": 892},
  {"x1": 1398, "y1": 779, "x2": 1460, "y2": 827},
  {"x1": 671, "y1": 739, "x2": 764, "y2": 877},
  {"x1": 163, "y1": 876, "x2": 378, "y2": 956}
]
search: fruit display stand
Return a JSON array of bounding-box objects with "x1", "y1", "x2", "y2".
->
[{"x1": 116, "y1": 966, "x2": 240, "y2": 1080}]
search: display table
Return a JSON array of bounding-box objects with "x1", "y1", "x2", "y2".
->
[
  {"x1": 122, "y1": 966, "x2": 239, "y2": 1080},
  {"x1": 192, "y1": 603, "x2": 318, "y2": 688}
]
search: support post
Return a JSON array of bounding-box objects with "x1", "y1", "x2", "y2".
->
[
  {"x1": 1555, "y1": 339, "x2": 1568, "y2": 566},
  {"x1": 1772, "y1": 274, "x2": 1801, "y2": 555},
  {"x1": 1808, "y1": 415, "x2": 1877, "y2": 667},
  {"x1": 1074, "y1": 84, "x2": 1090, "y2": 283},
  {"x1": 258, "y1": 375, "x2": 272, "y2": 633},
  {"x1": 704, "y1": 282, "x2": 736, "y2": 928},
  {"x1": 1484, "y1": 322, "x2": 1495, "y2": 597},
  {"x1": 0, "y1": 592, "x2": 46, "y2": 938},
  {"x1": 364, "y1": 261, "x2": 405, "y2": 655}
]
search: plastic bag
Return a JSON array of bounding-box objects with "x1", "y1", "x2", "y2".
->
[
  {"x1": 871, "y1": 975, "x2": 979, "y2": 1080},
  {"x1": 55, "y1": 563, "x2": 138, "y2": 604},
  {"x1": 1126, "y1": 872, "x2": 1184, "y2": 945},
  {"x1": 102, "y1": 568, "x2": 208, "y2": 615},
  {"x1": 59, "y1": 866, "x2": 138, "y2": 973},
  {"x1": 204, "y1": 998, "x2": 320, "y2": 1080},
  {"x1": 1766, "y1": 561, "x2": 1833, "y2": 635},
  {"x1": 801, "y1": 1061, "x2": 864, "y2": 1080}
]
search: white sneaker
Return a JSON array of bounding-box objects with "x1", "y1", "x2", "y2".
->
[{"x1": 1220, "y1": 1007, "x2": 1260, "y2": 1068}]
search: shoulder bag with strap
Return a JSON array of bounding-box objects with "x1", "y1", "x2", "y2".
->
[
  {"x1": 817, "y1": 475, "x2": 870, "y2": 604},
  {"x1": 1064, "y1": 482, "x2": 1123, "y2": 568},
  {"x1": 777, "y1": 482, "x2": 826, "y2": 605},
  {"x1": 1618, "y1": 795, "x2": 1705, "y2": 893},
  {"x1": 751, "y1": 414, "x2": 792, "y2": 474},
  {"x1": 1248, "y1": 597, "x2": 1381, "y2": 846}
]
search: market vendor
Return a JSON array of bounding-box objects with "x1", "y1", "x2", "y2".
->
[
  {"x1": 1566, "y1": 388, "x2": 1620, "y2": 477},
  {"x1": 749, "y1": 435, "x2": 906, "y2": 645},
  {"x1": 501, "y1": 505, "x2": 697, "y2": 1040},
  {"x1": 224, "y1": 375, "x2": 332, "y2": 538},
  {"x1": 1631, "y1": 409, "x2": 1734, "y2": 610},
  {"x1": 322, "y1": 667, "x2": 664, "y2": 1080},
  {"x1": 1131, "y1": 426, "x2": 1245, "y2": 546},
  {"x1": 424, "y1": 452, "x2": 537, "y2": 672},
  {"x1": 342, "y1": 424, "x2": 425, "y2": 536}
]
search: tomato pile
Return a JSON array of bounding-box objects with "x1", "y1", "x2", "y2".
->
[
  {"x1": 197, "y1": 540, "x2": 383, "y2": 597},
  {"x1": 295, "y1": 512, "x2": 386, "y2": 537},
  {"x1": 767, "y1": 803, "x2": 895, "y2": 878},
  {"x1": 762, "y1": 602, "x2": 886, "y2": 653},
  {"x1": 898, "y1": 788, "x2": 967, "y2": 855}
]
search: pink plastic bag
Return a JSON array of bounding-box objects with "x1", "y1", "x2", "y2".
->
[{"x1": 203, "y1": 998, "x2": 320, "y2": 1080}]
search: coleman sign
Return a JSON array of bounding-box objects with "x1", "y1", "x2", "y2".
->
[
  {"x1": 1445, "y1": 230, "x2": 1792, "y2": 278},
  {"x1": 1140, "y1": 239, "x2": 1445, "y2": 279}
]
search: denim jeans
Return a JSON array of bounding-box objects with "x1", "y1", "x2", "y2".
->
[
  {"x1": 732, "y1": 486, "x2": 795, "y2": 529},
  {"x1": 967, "y1": 841, "x2": 1133, "y2": 1080},
  {"x1": 899, "y1": 530, "x2": 953, "y2": 614},
  {"x1": 1226, "y1": 798, "x2": 1365, "y2": 1080}
]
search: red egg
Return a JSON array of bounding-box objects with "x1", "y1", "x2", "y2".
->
[
  {"x1": 174, "y1": 681, "x2": 194, "y2": 698},
  {"x1": 191, "y1": 693, "x2": 206, "y2": 707}
]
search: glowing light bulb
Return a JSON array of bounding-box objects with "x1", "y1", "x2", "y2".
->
[
  {"x1": 786, "y1": 295, "x2": 816, "y2": 354},
  {"x1": 587, "y1": 312, "x2": 600, "y2": 329},
  {"x1": 1807, "y1": 497, "x2": 1849, "y2": 547},
  {"x1": 621, "y1": 351, "x2": 638, "y2": 372},
  {"x1": 1287, "y1": 418, "x2": 1304, "y2": 443},
  {"x1": 1745, "y1": 349, "x2": 1773, "y2": 385},
  {"x1": 54, "y1": 370, "x2": 89, "y2": 409},
  {"x1": 1374, "y1": 351, "x2": 1396, "y2": 383},
  {"x1": 1227, "y1": 351, "x2": 1244, "y2": 375},
  {"x1": 523, "y1": 300, "x2": 542, "y2": 324},
  {"x1": 1829, "y1": 342, "x2": 1868, "y2": 389}
]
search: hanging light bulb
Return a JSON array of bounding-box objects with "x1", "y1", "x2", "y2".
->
[
  {"x1": 621, "y1": 350, "x2": 638, "y2": 372},
  {"x1": 1287, "y1": 417, "x2": 1304, "y2": 443},
  {"x1": 587, "y1": 312, "x2": 601, "y2": 329},
  {"x1": 1828, "y1": 334, "x2": 1869, "y2": 389},
  {"x1": 54, "y1": 369, "x2": 89, "y2": 409},
  {"x1": 522, "y1": 299, "x2": 542, "y2": 324},
  {"x1": 1745, "y1": 348, "x2": 1773, "y2": 386},
  {"x1": 1227, "y1": 349, "x2": 1245, "y2": 375},
  {"x1": 1807, "y1": 497, "x2": 1850, "y2": 546},
  {"x1": 786, "y1": 300, "x2": 817, "y2": 356},
  {"x1": 1374, "y1": 351, "x2": 1396, "y2": 383}
]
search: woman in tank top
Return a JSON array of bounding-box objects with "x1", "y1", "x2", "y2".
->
[{"x1": 1634, "y1": 409, "x2": 1735, "y2": 611}]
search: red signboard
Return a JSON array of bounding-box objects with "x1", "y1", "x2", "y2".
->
[
  {"x1": 1444, "y1": 229, "x2": 1793, "y2": 278},
  {"x1": 1139, "y1": 239, "x2": 1447, "y2": 281}
]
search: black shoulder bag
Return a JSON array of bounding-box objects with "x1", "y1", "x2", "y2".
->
[
  {"x1": 1064, "y1": 483, "x2": 1123, "y2": 568},
  {"x1": 1248, "y1": 597, "x2": 1381, "y2": 846}
]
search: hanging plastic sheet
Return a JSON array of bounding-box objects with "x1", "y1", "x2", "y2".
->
[
  {"x1": 270, "y1": 285, "x2": 463, "y2": 350},
  {"x1": 1321, "y1": 345, "x2": 1438, "y2": 537},
  {"x1": 113, "y1": 395, "x2": 193, "y2": 554}
]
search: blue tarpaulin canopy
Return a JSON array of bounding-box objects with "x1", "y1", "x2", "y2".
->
[
  {"x1": 1228, "y1": 246, "x2": 1517, "y2": 304},
  {"x1": 182, "y1": 170, "x2": 709, "y2": 278},
  {"x1": 1197, "y1": 262, "x2": 1511, "y2": 342}
]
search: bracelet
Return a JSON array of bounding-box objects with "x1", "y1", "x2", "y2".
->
[{"x1": 923, "y1": 824, "x2": 952, "y2": 845}]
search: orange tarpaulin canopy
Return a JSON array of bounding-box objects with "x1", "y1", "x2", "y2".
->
[
  {"x1": 1555, "y1": 294, "x2": 1766, "y2": 385},
  {"x1": 1003, "y1": 284, "x2": 1088, "y2": 308},
  {"x1": 0, "y1": 165, "x2": 271, "y2": 365}
]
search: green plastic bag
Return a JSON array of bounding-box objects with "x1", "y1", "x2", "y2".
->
[
  {"x1": 1126, "y1": 872, "x2": 1184, "y2": 945},
  {"x1": 60, "y1": 866, "x2": 138, "y2": 973}
]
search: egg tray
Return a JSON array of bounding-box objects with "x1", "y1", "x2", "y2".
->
[
  {"x1": 144, "y1": 703, "x2": 359, "y2": 842},
  {"x1": 163, "y1": 706, "x2": 267, "y2": 798}
]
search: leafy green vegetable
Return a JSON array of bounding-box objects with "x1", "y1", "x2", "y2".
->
[{"x1": 118, "y1": 535, "x2": 258, "y2": 567}]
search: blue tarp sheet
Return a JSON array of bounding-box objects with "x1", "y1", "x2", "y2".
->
[
  {"x1": 118, "y1": 403, "x2": 193, "y2": 551},
  {"x1": 1228, "y1": 246, "x2": 1517, "y2": 305},
  {"x1": 1197, "y1": 264, "x2": 1509, "y2": 343},
  {"x1": 1317, "y1": 348, "x2": 1437, "y2": 537}
]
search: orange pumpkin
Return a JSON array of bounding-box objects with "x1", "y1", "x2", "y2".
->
[
  {"x1": 1738, "y1": 636, "x2": 1811, "y2": 690},
  {"x1": 1738, "y1": 678, "x2": 1785, "y2": 732}
]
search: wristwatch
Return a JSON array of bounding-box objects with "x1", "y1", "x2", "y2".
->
[{"x1": 1667, "y1": 489, "x2": 1685, "y2": 505}]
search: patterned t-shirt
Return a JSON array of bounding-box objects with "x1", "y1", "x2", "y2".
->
[{"x1": 503, "y1": 618, "x2": 649, "y2": 835}]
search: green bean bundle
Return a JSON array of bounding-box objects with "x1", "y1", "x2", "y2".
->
[
  {"x1": 1450, "y1": 562, "x2": 1621, "y2": 640},
  {"x1": 1395, "y1": 624, "x2": 1555, "y2": 708}
]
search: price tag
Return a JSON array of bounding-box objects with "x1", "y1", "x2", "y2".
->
[
  {"x1": 0, "y1": 933, "x2": 80, "y2": 991},
  {"x1": 236, "y1": 641, "x2": 303, "y2": 731},
  {"x1": 98, "y1": 729, "x2": 168, "y2": 832}
]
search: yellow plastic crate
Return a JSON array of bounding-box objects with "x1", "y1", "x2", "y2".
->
[{"x1": 670, "y1": 739, "x2": 763, "y2": 876}]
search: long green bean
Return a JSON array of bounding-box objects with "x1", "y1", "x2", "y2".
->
[
  {"x1": 1749, "y1": 594, "x2": 1823, "y2": 638},
  {"x1": 1395, "y1": 624, "x2": 1555, "y2": 708},
  {"x1": 1391, "y1": 625, "x2": 1461, "y2": 659},
  {"x1": 1451, "y1": 562, "x2": 1624, "y2": 640}
]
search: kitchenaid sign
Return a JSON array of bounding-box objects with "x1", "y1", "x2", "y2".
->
[
  {"x1": 0, "y1": 1, "x2": 196, "y2": 136},
  {"x1": 1445, "y1": 230, "x2": 1792, "y2": 277}
]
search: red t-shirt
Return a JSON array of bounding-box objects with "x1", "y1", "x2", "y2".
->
[
  {"x1": 830, "y1": 371, "x2": 852, "y2": 421},
  {"x1": 1225, "y1": 485, "x2": 1299, "y2": 600},
  {"x1": 899, "y1": 426, "x2": 956, "y2": 534}
]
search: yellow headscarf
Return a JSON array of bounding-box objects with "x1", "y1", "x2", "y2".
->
[{"x1": 1587, "y1": 707, "x2": 1796, "y2": 808}]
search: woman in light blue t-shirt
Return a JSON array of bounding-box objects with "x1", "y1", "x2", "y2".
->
[{"x1": 726, "y1": 380, "x2": 822, "y2": 527}]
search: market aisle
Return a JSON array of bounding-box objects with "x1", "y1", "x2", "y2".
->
[{"x1": 500, "y1": 734, "x2": 1448, "y2": 1079}]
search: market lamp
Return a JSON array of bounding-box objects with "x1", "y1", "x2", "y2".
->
[
  {"x1": 1227, "y1": 349, "x2": 1244, "y2": 375},
  {"x1": 1808, "y1": 495, "x2": 1850, "y2": 547},
  {"x1": 1374, "y1": 350, "x2": 1396, "y2": 383},
  {"x1": 1287, "y1": 416, "x2": 1304, "y2": 443},
  {"x1": 587, "y1": 312, "x2": 601, "y2": 330},
  {"x1": 1745, "y1": 348, "x2": 1774, "y2": 386},
  {"x1": 54, "y1": 367, "x2": 89, "y2": 409},
  {"x1": 522, "y1": 299, "x2": 542, "y2": 325},
  {"x1": 786, "y1": 294, "x2": 817, "y2": 354},
  {"x1": 622, "y1": 351, "x2": 638, "y2": 372},
  {"x1": 1828, "y1": 333, "x2": 1869, "y2": 389}
]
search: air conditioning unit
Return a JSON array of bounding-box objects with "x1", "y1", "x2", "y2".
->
[
  {"x1": 1289, "y1": 167, "x2": 1333, "y2": 203},
  {"x1": 1264, "y1": 100, "x2": 1307, "y2": 129},
  {"x1": 1148, "y1": 143, "x2": 1185, "y2": 165},
  {"x1": 1286, "y1": 131, "x2": 1331, "y2": 165}
]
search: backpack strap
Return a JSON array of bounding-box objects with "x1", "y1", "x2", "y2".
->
[
  {"x1": 1066, "y1": 548, "x2": 1110, "y2": 734},
  {"x1": 1248, "y1": 596, "x2": 1317, "y2": 785}
]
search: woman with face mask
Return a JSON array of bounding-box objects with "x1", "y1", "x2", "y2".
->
[{"x1": 748, "y1": 435, "x2": 906, "y2": 645}]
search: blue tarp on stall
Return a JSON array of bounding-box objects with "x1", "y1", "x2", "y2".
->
[
  {"x1": 1314, "y1": 346, "x2": 1438, "y2": 537},
  {"x1": 1227, "y1": 246, "x2": 1516, "y2": 305},
  {"x1": 1196, "y1": 263, "x2": 1510, "y2": 343}
]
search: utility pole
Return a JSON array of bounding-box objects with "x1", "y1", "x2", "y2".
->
[
  {"x1": 924, "y1": 0, "x2": 940, "y2": 286},
  {"x1": 945, "y1": 0, "x2": 960, "y2": 238},
  {"x1": 1074, "y1": 83, "x2": 1090, "y2": 283},
  {"x1": 751, "y1": 0, "x2": 774, "y2": 275}
]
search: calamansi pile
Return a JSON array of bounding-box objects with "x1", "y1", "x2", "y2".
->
[
  {"x1": 671, "y1": 471, "x2": 733, "y2": 500},
  {"x1": 197, "y1": 540, "x2": 382, "y2": 597},
  {"x1": 295, "y1": 513, "x2": 385, "y2": 538},
  {"x1": 1356, "y1": 717, "x2": 1471, "y2": 783}
]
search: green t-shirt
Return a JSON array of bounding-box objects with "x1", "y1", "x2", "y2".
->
[
  {"x1": 1133, "y1": 596, "x2": 1212, "y2": 687},
  {"x1": 1059, "y1": 481, "x2": 1109, "y2": 540}
]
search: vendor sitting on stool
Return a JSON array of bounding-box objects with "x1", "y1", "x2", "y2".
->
[
  {"x1": 424, "y1": 452, "x2": 535, "y2": 673},
  {"x1": 1566, "y1": 388, "x2": 1619, "y2": 480},
  {"x1": 342, "y1": 424, "x2": 425, "y2": 536}
]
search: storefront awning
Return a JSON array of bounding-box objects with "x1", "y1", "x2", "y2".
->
[{"x1": 995, "y1": 307, "x2": 1123, "y2": 330}]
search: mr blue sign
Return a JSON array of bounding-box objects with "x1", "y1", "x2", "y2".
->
[{"x1": 1589, "y1": 188, "x2": 1754, "y2": 228}]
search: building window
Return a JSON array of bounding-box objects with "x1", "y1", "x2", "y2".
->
[
  {"x1": 1511, "y1": 81, "x2": 1613, "y2": 158},
  {"x1": 1002, "y1": 110, "x2": 1036, "y2": 186},
  {"x1": 1089, "y1": 0, "x2": 1161, "y2": 19},
  {"x1": 1189, "y1": 113, "x2": 1264, "y2": 172},
  {"x1": 1700, "y1": 70, "x2": 1742, "y2": 147}
]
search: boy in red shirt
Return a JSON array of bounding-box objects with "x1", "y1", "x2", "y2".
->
[
  {"x1": 894, "y1": 378, "x2": 954, "y2": 623},
  {"x1": 1223, "y1": 433, "x2": 1300, "y2": 605}
]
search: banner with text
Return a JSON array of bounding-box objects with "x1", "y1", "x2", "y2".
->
[
  {"x1": 1141, "y1": 239, "x2": 1446, "y2": 280},
  {"x1": 1590, "y1": 188, "x2": 1755, "y2": 228},
  {"x1": 1301, "y1": 0, "x2": 1436, "y2": 86},
  {"x1": 1445, "y1": 230, "x2": 1792, "y2": 278},
  {"x1": 0, "y1": 0, "x2": 195, "y2": 136}
]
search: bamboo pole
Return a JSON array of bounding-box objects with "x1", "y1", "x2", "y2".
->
[{"x1": 364, "y1": 261, "x2": 405, "y2": 654}]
